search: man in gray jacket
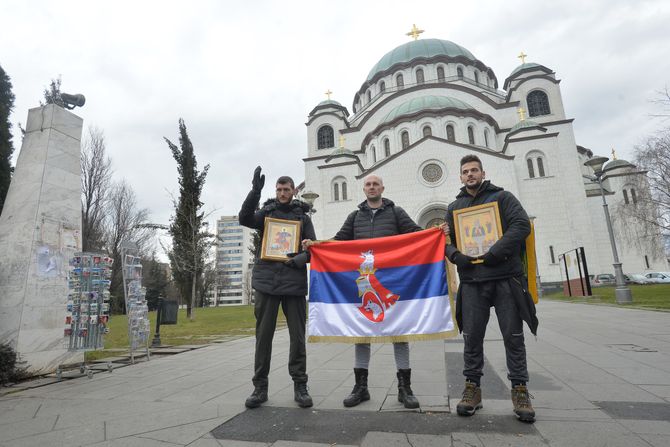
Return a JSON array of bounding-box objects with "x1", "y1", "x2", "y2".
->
[{"x1": 239, "y1": 166, "x2": 316, "y2": 409}]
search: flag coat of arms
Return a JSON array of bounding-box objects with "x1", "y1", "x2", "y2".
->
[{"x1": 308, "y1": 228, "x2": 454, "y2": 343}]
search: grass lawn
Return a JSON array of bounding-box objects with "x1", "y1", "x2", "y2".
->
[
  {"x1": 85, "y1": 305, "x2": 285, "y2": 362},
  {"x1": 543, "y1": 283, "x2": 670, "y2": 310}
]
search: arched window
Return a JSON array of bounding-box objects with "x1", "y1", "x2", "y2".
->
[
  {"x1": 396, "y1": 74, "x2": 404, "y2": 89},
  {"x1": 527, "y1": 90, "x2": 551, "y2": 117},
  {"x1": 317, "y1": 125, "x2": 334, "y2": 149},
  {"x1": 484, "y1": 129, "x2": 490, "y2": 148},
  {"x1": 526, "y1": 151, "x2": 548, "y2": 178},
  {"x1": 333, "y1": 183, "x2": 340, "y2": 201},
  {"x1": 342, "y1": 182, "x2": 348, "y2": 201},
  {"x1": 371, "y1": 145, "x2": 376, "y2": 163},
  {"x1": 527, "y1": 158, "x2": 535, "y2": 178},
  {"x1": 446, "y1": 124, "x2": 455, "y2": 142},
  {"x1": 623, "y1": 189, "x2": 629, "y2": 204},
  {"x1": 457, "y1": 67, "x2": 464, "y2": 79},
  {"x1": 474, "y1": 72, "x2": 480, "y2": 84},
  {"x1": 384, "y1": 138, "x2": 391, "y2": 157},
  {"x1": 422, "y1": 125, "x2": 432, "y2": 137},
  {"x1": 631, "y1": 188, "x2": 637, "y2": 204},
  {"x1": 437, "y1": 66, "x2": 445, "y2": 82},
  {"x1": 366, "y1": 90, "x2": 371, "y2": 102},
  {"x1": 416, "y1": 68, "x2": 424, "y2": 84},
  {"x1": 537, "y1": 157, "x2": 546, "y2": 177},
  {"x1": 401, "y1": 131, "x2": 410, "y2": 149},
  {"x1": 379, "y1": 81, "x2": 386, "y2": 93},
  {"x1": 467, "y1": 126, "x2": 475, "y2": 145}
]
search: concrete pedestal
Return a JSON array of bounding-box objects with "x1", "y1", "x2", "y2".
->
[{"x1": 0, "y1": 104, "x2": 84, "y2": 374}]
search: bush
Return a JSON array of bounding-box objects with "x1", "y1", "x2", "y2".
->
[{"x1": 0, "y1": 343, "x2": 28, "y2": 385}]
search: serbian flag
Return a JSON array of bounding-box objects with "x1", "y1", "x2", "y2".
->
[{"x1": 308, "y1": 227, "x2": 454, "y2": 343}]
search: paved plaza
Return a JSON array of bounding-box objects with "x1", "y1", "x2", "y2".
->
[{"x1": 1, "y1": 300, "x2": 669, "y2": 446}]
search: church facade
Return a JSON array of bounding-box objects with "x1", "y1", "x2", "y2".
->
[{"x1": 302, "y1": 35, "x2": 667, "y2": 284}]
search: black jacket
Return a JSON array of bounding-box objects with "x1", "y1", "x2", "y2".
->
[
  {"x1": 445, "y1": 181, "x2": 530, "y2": 282},
  {"x1": 239, "y1": 190, "x2": 316, "y2": 296},
  {"x1": 334, "y1": 198, "x2": 422, "y2": 240}
]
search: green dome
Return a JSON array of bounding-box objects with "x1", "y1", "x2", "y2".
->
[
  {"x1": 510, "y1": 120, "x2": 540, "y2": 132},
  {"x1": 367, "y1": 39, "x2": 476, "y2": 81},
  {"x1": 317, "y1": 99, "x2": 343, "y2": 107},
  {"x1": 510, "y1": 62, "x2": 542, "y2": 77},
  {"x1": 381, "y1": 95, "x2": 474, "y2": 124}
]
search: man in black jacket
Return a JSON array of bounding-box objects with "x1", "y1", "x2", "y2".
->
[
  {"x1": 239, "y1": 166, "x2": 316, "y2": 409},
  {"x1": 313, "y1": 174, "x2": 424, "y2": 409},
  {"x1": 445, "y1": 154, "x2": 538, "y2": 423}
]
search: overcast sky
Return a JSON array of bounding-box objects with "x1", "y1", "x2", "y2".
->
[{"x1": 2, "y1": 0, "x2": 670, "y2": 238}]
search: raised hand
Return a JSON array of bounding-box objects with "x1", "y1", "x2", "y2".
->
[{"x1": 252, "y1": 166, "x2": 265, "y2": 192}]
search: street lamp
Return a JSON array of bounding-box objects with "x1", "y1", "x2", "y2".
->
[
  {"x1": 301, "y1": 190, "x2": 319, "y2": 217},
  {"x1": 584, "y1": 156, "x2": 633, "y2": 304}
]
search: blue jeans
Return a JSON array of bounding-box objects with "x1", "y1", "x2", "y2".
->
[{"x1": 460, "y1": 280, "x2": 528, "y2": 384}]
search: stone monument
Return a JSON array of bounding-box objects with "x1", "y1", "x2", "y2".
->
[{"x1": 0, "y1": 103, "x2": 84, "y2": 374}]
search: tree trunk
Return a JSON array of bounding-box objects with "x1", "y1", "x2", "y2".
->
[{"x1": 190, "y1": 271, "x2": 197, "y2": 320}]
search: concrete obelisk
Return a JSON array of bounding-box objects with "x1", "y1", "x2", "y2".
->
[{"x1": 0, "y1": 104, "x2": 84, "y2": 374}]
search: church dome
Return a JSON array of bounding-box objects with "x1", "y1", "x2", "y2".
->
[
  {"x1": 509, "y1": 62, "x2": 542, "y2": 77},
  {"x1": 603, "y1": 159, "x2": 634, "y2": 173},
  {"x1": 381, "y1": 95, "x2": 474, "y2": 125},
  {"x1": 510, "y1": 120, "x2": 540, "y2": 132},
  {"x1": 367, "y1": 39, "x2": 477, "y2": 81},
  {"x1": 317, "y1": 99, "x2": 343, "y2": 107}
]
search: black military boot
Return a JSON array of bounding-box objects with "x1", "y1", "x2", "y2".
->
[
  {"x1": 397, "y1": 369, "x2": 420, "y2": 409},
  {"x1": 343, "y1": 368, "x2": 370, "y2": 407},
  {"x1": 294, "y1": 382, "x2": 313, "y2": 408},
  {"x1": 244, "y1": 386, "x2": 268, "y2": 409}
]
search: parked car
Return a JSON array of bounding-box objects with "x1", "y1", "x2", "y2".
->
[
  {"x1": 644, "y1": 272, "x2": 670, "y2": 284},
  {"x1": 592, "y1": 273, "x2": 615, "y2": 286},
  {"x1": 624, "y1": 274, "x2": 650, "y2": 285}
]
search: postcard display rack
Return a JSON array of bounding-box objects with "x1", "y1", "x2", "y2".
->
[
  {"x1": 61, "y1": 253, "x2": 113, "y2": 379},
  {"x1": 122, "y1": 252, "x2": 151, "y2": 363}
]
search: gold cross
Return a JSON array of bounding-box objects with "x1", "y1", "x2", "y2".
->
[
  {"x1": 518, "y1": 51, "x2": 528, "y2": 64},
  {"x1": 406, "y1": 24, "x2": 424, "y2": 41},
  {"x1": 339, "y1": 135, "x2": 345, "y2": 148},
  {"x1": 611, "y1": 148, "x2": 617, "y2": 160},
  {"x1": 517, "y1": 107, "x2": 526, "y2": 121},
  {"x1": 324, "y1": 89, "x2": 333, "y2": 100}
]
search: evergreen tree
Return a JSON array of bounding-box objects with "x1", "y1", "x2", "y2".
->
[
  {"x1": 143, "y1": 255, "x2": 169, "y2": 311},
  {"x1": 165, "y1": 119, "x2": 210, "y2": 320},
  {"x1": 0, "y1": 64, "x2": 15, "y2": 215}
]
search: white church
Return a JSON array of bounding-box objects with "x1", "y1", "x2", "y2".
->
[{"x1": 301, "y1": 29, "x2": 667, "y2": 285}]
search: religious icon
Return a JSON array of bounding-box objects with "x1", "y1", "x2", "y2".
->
[
  {"x1": 453, "y1": 202, "x2": 503, "y2": 261},
  {"x1": 260, "y1": 217, "x2": 301, "y2": 261}
]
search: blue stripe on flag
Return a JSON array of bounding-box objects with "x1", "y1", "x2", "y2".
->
[{"x1": 309, "y1": 261, "x2": 447, "y2": 304}]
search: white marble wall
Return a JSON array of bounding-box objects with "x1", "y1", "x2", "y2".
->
[{"x1": 0, "y1": 104, "x2": 84, "y2": 374}]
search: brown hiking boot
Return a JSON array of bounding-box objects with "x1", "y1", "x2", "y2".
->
[
  {"x1": 456, "y1": 382, "x2": 482, "y2": 416},
  {"x1": 511, "y1": 385, "x2": 535, "y2": 423}
]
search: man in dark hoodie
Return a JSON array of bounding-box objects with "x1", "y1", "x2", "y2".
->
[
  {"x1": 239, "y1": 166, "x2": 316, "y2": 409},
  {"x1": 445, "y1": 154, "x2": 538, "y2": 423}
]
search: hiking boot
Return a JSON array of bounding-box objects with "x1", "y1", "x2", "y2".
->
[
  {"x1": 397, "y1": 369, "x2": 420, "y2": 409},
  {"x1": 511, "y1": 385, "x2": 535, "y2": 423},
  {"x1": 294, "y1": 382, "x2": 313, "y2": 408},
  {"x1": 244, "y1": 386, "x2": 268, "y2": 409},
  {"x1": 456, "y1": 381, "x2": 482, "y2": 416},
  {"x1": 343, "y1": 368, "x2": 370, "y2": 407}
]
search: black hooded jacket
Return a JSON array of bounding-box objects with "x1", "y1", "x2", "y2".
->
[{"x1": 239, "y1": 190, "x2": 316, "y2": 296}]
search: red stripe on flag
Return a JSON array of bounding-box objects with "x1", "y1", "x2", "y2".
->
[{"x1": 310, "y1": 227, "x2": 445, "y2": 272}]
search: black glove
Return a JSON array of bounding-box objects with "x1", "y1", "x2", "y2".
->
[
  {"x1": 284, "y1": 258, "x2": 298, "y2": 268},
  {"x1": 451, "y1": 251, "x2": 476, "y2": 269},
  {"x1": 481, "y1": 251, "x2": 503, "y2": 266},
  {"x1": 252, "y1": 166, "x2": 265, "y2": 192}
]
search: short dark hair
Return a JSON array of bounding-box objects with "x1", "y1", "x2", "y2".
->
[
  {"x1": 276, "y1": 176, "x2": 295, "y2": 189},
  {"x1": 460, "y1": 154, "x2": 483, "y2": 170}
]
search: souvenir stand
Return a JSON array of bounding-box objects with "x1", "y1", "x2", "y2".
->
[
  {"x1": 60, "y1": 253, "x2": 113, "y2": 379},
  {"x1": 122, "y1": 249, "x2": 151, "y2": 363}
]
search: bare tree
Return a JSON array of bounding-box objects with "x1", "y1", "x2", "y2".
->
[
  {"x1": 104, "y1": 180, "x2": 152, "y2": 312},
  {"x1": 650, "y1": 86, "x2": 670, "y2": 119},
  {"x1": 81, "y1": 126, "x2": 112, "y2": 251}
]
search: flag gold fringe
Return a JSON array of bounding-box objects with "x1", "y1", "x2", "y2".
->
[{"x1": 308, "y1": 329, "x2": 458, "y2": 344}]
